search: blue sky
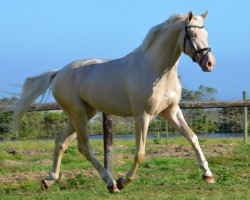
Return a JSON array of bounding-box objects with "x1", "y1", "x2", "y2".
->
[{"x1": 0, "y1": 0, "x2": 250, "y2": 101}]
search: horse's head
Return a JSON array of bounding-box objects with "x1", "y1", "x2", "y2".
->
[{"x1": 181, "y1": 11, "x2": 215, "y2": 72}]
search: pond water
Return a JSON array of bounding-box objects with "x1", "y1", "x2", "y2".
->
[{"x1": 90, "y1": 132, "x2": 243, "y2": 140}]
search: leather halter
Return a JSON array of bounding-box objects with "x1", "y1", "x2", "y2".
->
[{"x1": 183, "y1": 24, "x2": 211, "y2": 65}]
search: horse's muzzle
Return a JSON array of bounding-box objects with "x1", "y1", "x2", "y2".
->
[{"x1": 200, "y1": 52, "x2": 215, "y2": 72}]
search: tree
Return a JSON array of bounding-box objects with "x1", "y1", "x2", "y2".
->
[
  {"x1": 0, "y1": 97, "x2": 70, "y2": 140},
  {"x1": 0, "y1": 96, "x2": 17, "y2": 105},
  {"x1": 218, "y1": 107, "x2": 244, "y2": 133},
  {"x1": 0, "y1": 97, "x2": 17, "y2": 140},
  {"x1": 43, "y1": 111, "x2": 68, "y2": 138},
  {"x1": 0, "y1": 112, "x2": 12, "y2": 140},
  {"x1": 182, "y1": 84, "x2": 217, "y2": 101},
  {"x1": 181, "y1": 85, "x2": 219, "y2": 134}
]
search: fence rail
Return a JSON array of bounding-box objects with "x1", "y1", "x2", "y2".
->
[
  {"x1": 1, "y1": 100, "x2": 250, "y2": 113},
  {"x1": 0, "y1": 100, "x2": 249, "y2": 144}
]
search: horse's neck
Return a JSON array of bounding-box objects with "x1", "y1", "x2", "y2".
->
[{"x1": 136, "y1": 27, "x2": 182, "y2": 77}]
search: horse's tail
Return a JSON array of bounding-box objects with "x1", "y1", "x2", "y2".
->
[{"x1": 12, "y1": 70, "x2": 59, "y2": 130}]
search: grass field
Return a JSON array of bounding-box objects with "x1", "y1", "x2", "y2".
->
[{"x1": 0, "y1": 138, "x2": 249, "y2": 200}]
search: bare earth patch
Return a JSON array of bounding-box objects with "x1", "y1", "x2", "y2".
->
[
  {"x1": 2, "y1": 159, "x2": 52, "y2": 166},
  {"x1": 145, "y1": 143, "x2": 235, "y2": 158},
  {"x1": 0, "y1": 169, "x2": 99, "y2": 185},
  {"x1": 0, "y1": 144, "x2": 236, "y2": 185}
]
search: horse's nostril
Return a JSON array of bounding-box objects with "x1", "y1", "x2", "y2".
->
[{"x1": 207, "y1": 61, "x2": 212, "y2": 67}]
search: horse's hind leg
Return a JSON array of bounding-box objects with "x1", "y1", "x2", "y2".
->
[
  {"x1": 67, "y1": 103, "x2": 118, "y2": 193},
  {"x1": 41, "y1": 107, "x2": 98, "y2": 190},
  {"x1": 41, "y1": 121, "x2": 76, "y2": 190},
  {"x1": 161, "y1": 106, "x2": 215, "y2": 183}
]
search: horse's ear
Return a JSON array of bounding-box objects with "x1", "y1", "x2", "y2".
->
[
  {"x1": 201, "y1": 11, "x2": 208, "y2": 19},
  {"x1": 186, "y1": 11, "x2": 193, "y2": 23}
]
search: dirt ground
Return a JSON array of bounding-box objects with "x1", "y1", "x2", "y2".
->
[{"x1": 0, "y1": 143, "x2": 235, "y2": 185}]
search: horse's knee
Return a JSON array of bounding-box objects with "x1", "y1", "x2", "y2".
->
[
  {"x1": 191, "y1": 134, "x2": 199, "y2": 143},
  {"x1": 77, "y1": 144, "x2": 84, "y2": 155},
  {"x1": 190, "y1": 134, "x2": 200, "y2": 149},
  {"x1": 78, "y1": 144, "x2": 92, "y2": 159},
  {"x1": 135, "y1": 153, "x2": 145, "y2": 164},
  {"x1": 55, "y1": 137, "x2": 67, "y2": 153}
]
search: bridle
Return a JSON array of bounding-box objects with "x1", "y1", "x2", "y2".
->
[{"x1": 183, "y1": 24, "x2": 211, "y2": 65}]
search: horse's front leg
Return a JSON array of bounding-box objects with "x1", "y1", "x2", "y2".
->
[
  {"x1": 117, "y1": 114, "x2": 150, "y2": 190},
  {"x1": 41, "y1": 121, "x2": 76, "y2": 190},
  {"x1": 161, "y1": 106, "x2": 215, "y2": 183}
]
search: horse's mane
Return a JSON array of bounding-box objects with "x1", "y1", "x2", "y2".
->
[{"x1": 140, "y1": 14, "x2": 187, "y2": 52}]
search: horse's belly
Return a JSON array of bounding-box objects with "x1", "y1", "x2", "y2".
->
[
  {"x1": 81, "y1": 83, "x2": 133, "y2": 117},
  {"x1": 85, "y1": 97, "x2": 133, "y2": 117}
]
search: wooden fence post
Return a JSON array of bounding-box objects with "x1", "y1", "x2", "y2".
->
[
  {"x1": 102, "y1": 113, "x2": 113, "y2": 172},
  {"x1": 243, "y1": 91, "x2": 248, "y2": 144}
]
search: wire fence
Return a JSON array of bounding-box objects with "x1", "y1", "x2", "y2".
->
[{"x1": 0, "y1": 101, "x2": 249, "y2": 141}]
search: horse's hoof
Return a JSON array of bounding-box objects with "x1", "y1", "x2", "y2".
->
[
  {"x1": 202, "y1": 175, "x2": 215, "y2": 184},
  {"x1": 41, "y1": 180, "x2": 48, "y2": 191},
  {"x1": 117, "y1": 177, "x2": 125, "y2": 190},
  {"x1": 107, "y1": 184, "x2": 119, "y2": 193}
]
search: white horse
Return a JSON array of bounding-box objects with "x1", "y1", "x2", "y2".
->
[{"x1": 12, "y1": 11, "x2": 215, "y2": 193}]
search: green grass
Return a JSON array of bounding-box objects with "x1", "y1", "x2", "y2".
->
[{"x1": 0, "y1": 138, "x2": 249, "y2": 199}]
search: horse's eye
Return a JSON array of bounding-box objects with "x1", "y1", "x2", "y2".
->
[{"x1": 192, "y1": 33, "x2": 197, "y2": 38}]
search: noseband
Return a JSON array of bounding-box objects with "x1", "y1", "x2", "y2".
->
[{"x1": 183, "y1": 24, "x2": 211, "y2": 65}]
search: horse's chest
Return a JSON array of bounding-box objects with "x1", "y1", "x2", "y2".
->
[{"x1": 147, "y1": 89, "x2": 180, "y2": 115}]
